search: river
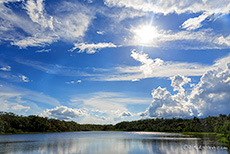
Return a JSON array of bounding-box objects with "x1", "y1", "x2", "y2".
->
[{"x1": 0, "y1": 131, "x2": 229, "y2": 154}]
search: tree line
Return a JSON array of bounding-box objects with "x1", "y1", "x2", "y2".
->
[{"x1": 0, "y1": 112, "x2": 229, "y2": 144}]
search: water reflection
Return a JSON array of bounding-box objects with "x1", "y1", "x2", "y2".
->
[{"x1": 0, "y1": 131, "x2": 228, "y2": 154}]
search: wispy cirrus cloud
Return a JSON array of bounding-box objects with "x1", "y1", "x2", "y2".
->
[
  {"x1": 0, "y1": 0, "x2": 95, "y2": 48},
  {"x1": 128, "y1": 25, "x2": 230, "y2": 49},
  {"x1": 15, "y1": 59, "x2": 92, "y2": 77},
  {"x1": 0, "y1": 70, "x2": 30, "y2": 83},
  {"x1": 90, "y1": 50, "x2": 214, "y2": 81},
  {"x1": 25, "y1": 0, "x2": 54, "y2": 30},
  {"x1": 0, "y1": 82, "x2": 60, "y2": 115},
  {"x1": 69, "y1": 92, "x2": 150, "y2": 123},
  {"x1": 69, "y1": 42, "x2": 117, "y2": 54},
  {"x1": 104, "y1": 0, "x2": 230, "y2": 15},
  {"x1": 1, "y1": 0, "x2": 229, "y2": 50},
  {"x1": 35, "y1": 49, "x2": 51, "y2": 53},
  {"x1": 14, "y1": 50, "x2": 230, "y2": 83},
  {"x1": 105, "y1": 0, "x2": 230, "y2": 31}
]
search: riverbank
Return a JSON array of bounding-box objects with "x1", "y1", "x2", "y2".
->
[
  {"x1": 1, "y1": 111, "x2": 229, "y2": 146},
  {"x1": 182, "y1": 132, "x2": 230, "y2": 147}
]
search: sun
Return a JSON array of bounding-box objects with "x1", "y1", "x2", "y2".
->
[{"x1": 133, "y1": 25, "x2": 158, "y2": 44}]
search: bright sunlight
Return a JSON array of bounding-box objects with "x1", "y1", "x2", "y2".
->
[{"x1": 133, "y1": 25, "x2": 159, "y2": 44}]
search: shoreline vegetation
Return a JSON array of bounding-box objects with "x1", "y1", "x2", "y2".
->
[{"x1": 0, "y1": 112, "x2": 229, "y2": 146}]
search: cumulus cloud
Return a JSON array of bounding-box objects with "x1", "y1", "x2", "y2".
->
[
  {"x1": 120, "y1": 111, "x2": 133, "y2": 117},
  {"x1": 41, "y1": 106, "x2": 85, "y2": 120},
  {"x1": 69, "y1": 42, "x2": 117, "y2": 54},
  {"x1": 188, "y1": 63, "x2": 230, "y2": 117},
  {"x1": 140, "y1": 57, "x2": 230, "y2": 118},
  {"x1": 139, "y1": 86, "x2": 195, "y2": 118},
  {"x1": 170, "y1": 74, "x2": 191, "y2": 92}
]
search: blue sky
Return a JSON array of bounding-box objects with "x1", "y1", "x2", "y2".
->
[{"x1": 0, "y1": 0, "x2": 230, "y2": 124}]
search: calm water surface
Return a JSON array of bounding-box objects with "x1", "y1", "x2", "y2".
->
[{"x1": 0, "y1": 131, "x2": 229, "y2": 154}]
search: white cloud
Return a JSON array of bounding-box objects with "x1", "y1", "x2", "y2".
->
[
  {"x1": 214, "y1": 35, "x2": 230, "y2": 47},
  {"x1": 11, "y1": 34, "x2": 58, "y2": 48},
  {"x1": 41, "y1": 106, "x2": 85, "y2": 120},
  {"x1": 66, "y1": 80, "x2": 82, "y2": 84},
  {"x1": 0, "y1": 2, "x2": 40, "y2": 42},
  {"x1": 128, "y1": 25, "x2": 230, "y2": 49},
  {"x1": 104, "y1": 0, "x2": 230, "y2": 15},
  {"x1": 69, "y1": 92, "x2": 150, "y2": 123},
  {"x1": 0, "y1": 92, "x2": 31, "y2": 114},
  {"x1": 93, "y1": 50, "x2": 212, "y2": 81},
  {"x1": 0, "y1": 83, "x2": 60, "y2": 115},
  {"x1": 181, "y1": 12, "x2": 210, "y2": 30},
  {"x1": 140, "y1": 56, "x2": 230, "y2": 118},
  {"x1": 53, "y1": 2, "x2": 94, "y2": 41},
  {"x1": 69, "y1": 42, "x2": 117, "y2": 54},
  {"x1": 0, "y1": 71, "x2": 31, "y2": 83},
  {"x1": 0, "y1": 0, "x2": 22, "y2": 4},
  {"x1": 139, "y1": 86, "x2": 194, "y2": 118},
  {"x1": 0, "y1": 83, "x2": 60, "y2": 106},
  {"x1": 70, "y1": 92, "x2": 129, "y2": 113},
  {"x1": 35, "y1": 49, "x2": 51, "y2": 53},
  {"x1": 102, "y1": 6, "x2": 146, "y2": 22},
  {"x1": 0, "y1": 0, "x2": 95, "y2": 48},
  {"x1": 0, "y1": 66, "x2": 11, "y2": 71},
  {"x1": 20, "y1": 75, "x2": 29, "y2": 82},
  {"x1": 120, "y1": 111, "x2": 133, "y2": 117},
  {"x1": 24, "y1": 0, "x2": 54, "y2": 30},
  {"x1": 105, "y1": 0, "x2": 230, "y2": 31},
  {"x1": 188, "y1": 63, "x2": 230, "y2": 117},
  {"x1": 170, "y1": 74, "x2": 191, "y2": 92},
  {"x1": 16, "y1": 59, "x2": 91, "y2": 77},
  {"x1": 96, "y1": 31, "x2": 104, "y2": 35},
  {"x1": 1, "y1": 0, "x2": 229, "y2": 49}
]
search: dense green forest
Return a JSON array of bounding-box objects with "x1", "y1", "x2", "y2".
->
[{"x1": 0, "y1": 112, "x2": 229, "y2": 145}]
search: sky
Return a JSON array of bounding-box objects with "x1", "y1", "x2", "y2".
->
[{"x1": 0, "y1": 0, "x2": 230, "y2": 124}]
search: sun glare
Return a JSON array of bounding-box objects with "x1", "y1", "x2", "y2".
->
[{"x1": 133, "y1": 25, "x2": 158, "y2": 44}]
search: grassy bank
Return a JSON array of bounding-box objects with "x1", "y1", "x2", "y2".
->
[{"x1": 182, "y1": 132, "x2": 230, "y2": 147}]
